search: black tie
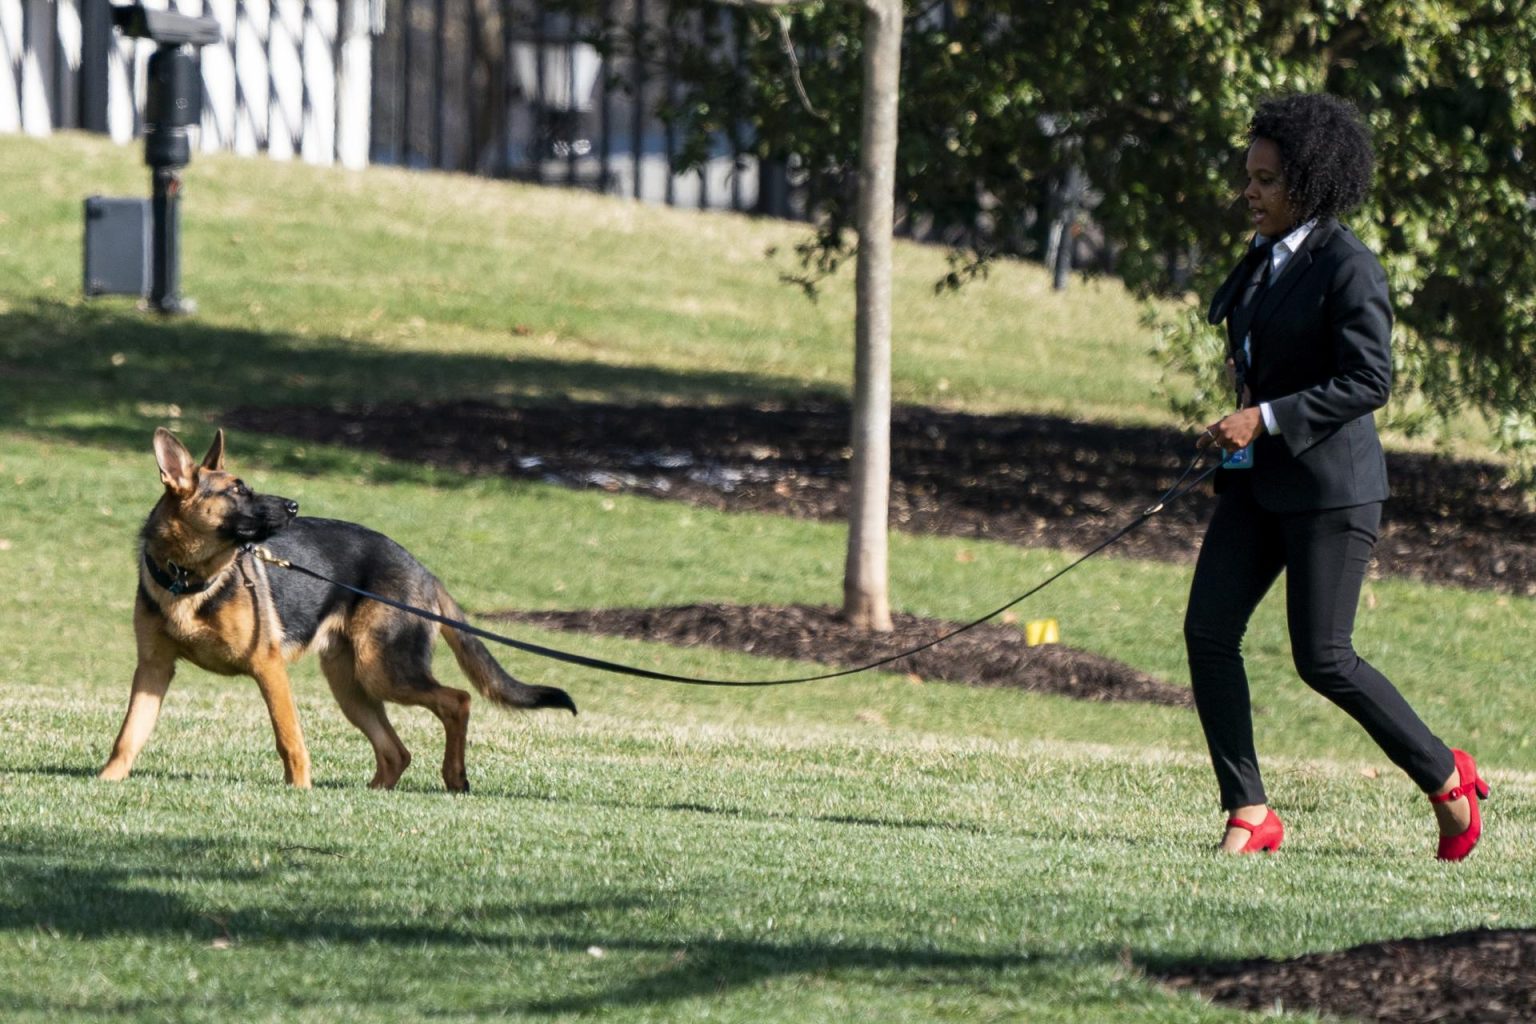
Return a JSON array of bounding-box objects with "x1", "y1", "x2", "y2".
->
[{"x1": 1229, "y1": 238, "x2": 1275, "y2": 355}]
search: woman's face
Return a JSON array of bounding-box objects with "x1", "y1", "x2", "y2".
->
[{"x1": 1244, "y1": 137, "x2": 1297, "y2": 237}]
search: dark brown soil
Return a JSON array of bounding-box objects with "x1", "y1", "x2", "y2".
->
[
  {"x1": 1155, "y1": 927, "x2": 1536, "y2": 1023},
  {"x1": 228, "y1": 398, "x2": 1535, "y2": 595},
  {"x1": 489, "y1": 602, "x2": 1190, "y2": 705},
  {"x1": 226, "y1": 397, "x2": 1531, "y2": 1024}
]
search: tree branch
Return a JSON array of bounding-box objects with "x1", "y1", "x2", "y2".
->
[
  {"x1": 713, "y1": 0, "x2": 888, "y2": 14},
  {"x1": 711, "y1": 0, "x2": 838, "y2": 122},
  {"x1": 774, "y1": 11, "x2": 829, "y2": 121}
]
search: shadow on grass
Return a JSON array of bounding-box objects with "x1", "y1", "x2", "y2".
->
[
  {"x1": 8, "y1": 762, "x2": 1163, "y2": 854},
  {"x1": 0, "y1": 824, "x2": 1050, "y2": 1017},
  {"x1": 0, "y1": 297, "x2": 840, "y2": 469},
  {"x1": 0, "y1": 831, "x2": 623, "y2": 944},
  {"x1": 517, "y1": 938, "x2": 1037, "y2": 1016},
  {"x1": 11, "y1": 296, "x2": 1523, "y2": 595}
]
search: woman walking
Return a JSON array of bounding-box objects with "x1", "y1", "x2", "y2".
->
[{"x1": 1188, "y1": 93, "x2": 1488, "y2": 859}]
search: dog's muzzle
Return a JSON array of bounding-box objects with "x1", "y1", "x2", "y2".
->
[{"x1": 229, "y1": 495, "x2": 299, "y2": 542}]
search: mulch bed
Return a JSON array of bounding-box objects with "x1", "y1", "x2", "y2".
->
[
  {"x1": 228, "y1": 397, "x2": 1535, "y2": 595},
  {"x1": 227, "y1": 396, "x2": 1531, "y2": 1024},
  {"x1": 489, "y1": 602, "x2": 1190, "y2": 706},
  {"x1": 1155, "y1": 927, "x2": 1536, "y2": 1023}
]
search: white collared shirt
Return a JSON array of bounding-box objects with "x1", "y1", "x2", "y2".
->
[{"x1": 1252, "y1": 218, "x2": 1318, "y2": 435}]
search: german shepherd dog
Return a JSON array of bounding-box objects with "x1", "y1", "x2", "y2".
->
[{"x1": 100, "y1": 428, "x2": 576, "y2": 791}]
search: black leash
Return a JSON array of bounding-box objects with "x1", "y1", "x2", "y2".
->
[{"x1": 244, "y1": 446, "x2": 1220, "y2": 688}]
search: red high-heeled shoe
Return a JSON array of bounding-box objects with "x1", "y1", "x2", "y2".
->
[
  {"x1": 1431, "y1": 748, "x2": 1489, "y2": 862},
  {"x1": 1223, "y1": 808, "x2": 1284, "y2": 854}
]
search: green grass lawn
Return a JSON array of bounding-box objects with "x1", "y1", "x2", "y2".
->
[{"x1": 1, "y1": 133, "x2": 1531, "y2": 1023}]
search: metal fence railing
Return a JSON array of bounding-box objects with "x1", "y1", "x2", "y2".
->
[
  {"x1": 3, "y1": 1, "x2": 1081, "y2": 265},
  {"x1": 2, "y1": 0, "x2": 377, "y2": 167},
  {"x1": 366, "y1": 0, "x2": 787, "y2": 216},
  {"x1": 3, "y1": 0, "x2": 782, "y2": 214}
]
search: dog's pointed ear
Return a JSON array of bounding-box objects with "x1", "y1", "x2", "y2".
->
[
  {"x1": 201, "y1": 429, "x2": 226, "y2": 471},
  {"x1": 153, "y1": 427, "x2": 198, "y2": 494}
]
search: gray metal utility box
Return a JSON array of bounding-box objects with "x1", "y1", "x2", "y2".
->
[{"x1": 83, "y1": 196, "x2": 152, "y2": 298}]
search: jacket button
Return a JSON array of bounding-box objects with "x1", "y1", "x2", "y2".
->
[{"x1": 1305, "y1": 436, "x2": 1314, "y2": 444}]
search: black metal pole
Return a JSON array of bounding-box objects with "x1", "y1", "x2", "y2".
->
[
  {"x1": 499, "y1": 0, "x2": 513, "y2": 176},
  {"x1": 398, "y1": 0, "x2": 412, "y2": 164},
  {"x1": 533, "y1": 0, "x2": 546, "y2": 183},
  {"x1": 728, "y1": 6, "x2": 743, "y2": 212},
  {"x1": 80, "y1": 0, "x2": 113, "y2": 133},
  {"x1": 662, "y1": 7, "x2": 674, "y2": 206},
  {"x1": 631, "y1": 0, "x2": 644, "y2": 199},
  {"x1": 433, "y1": 0, "x2": 446, "y2": 168},
  {"x1": 149, "y1": 166, "x2": 187, "y2": 313},
  {"x1": 565, "y1": 18, "x2": 578, "y2": 186},
  {"x1": 464, "y1": 0, "x2": 482, "y2": 171},
  {"x1": 144, "y1": 43, "x2": 199, "y2": 314},
  {"x1": 598, "y1": 0, "x2": 613, "y2": 192}
]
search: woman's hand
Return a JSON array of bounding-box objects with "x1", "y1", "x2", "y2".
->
[{"x1": 1198, "y1": 407, "x2": 1266, "y2": 453}]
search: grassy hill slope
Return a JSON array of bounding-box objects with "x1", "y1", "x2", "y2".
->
[{"x1": 0, "y1": 133, "x2": 1529, "y2": 1023}]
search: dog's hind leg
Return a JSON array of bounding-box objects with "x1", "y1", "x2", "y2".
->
[
  {"x1": 420, "y1": 683, "x2": 472, "y2": 794},
  {"x1": 352, "y1": 607, "x2": 474, "y2": 793},
  {"x1": 320, "y1": 641, "x2": 412, "y2": 789},
  {"x1": 372, "y1": 672, "x2": 471, "y2": 793},
  {"x1": 354, "y1": 656, "x2": 472, "y2": 793}
]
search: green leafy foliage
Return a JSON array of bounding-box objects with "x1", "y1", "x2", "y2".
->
[{"x1": 611, "y1": 0, "x2": 1536, "y2": 475}]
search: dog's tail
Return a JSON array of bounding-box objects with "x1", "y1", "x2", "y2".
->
[{"x1": 434, "y1": 583, "x2": 577, "y2": 715}]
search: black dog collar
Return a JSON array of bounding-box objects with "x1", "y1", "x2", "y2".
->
[{"x1": 142, "y1": 551, "x2": 216, "y2": 596}]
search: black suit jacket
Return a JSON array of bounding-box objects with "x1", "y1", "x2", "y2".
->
[{"x1": 1206, "y1": 218, "x2": 1392, "y2": 513}]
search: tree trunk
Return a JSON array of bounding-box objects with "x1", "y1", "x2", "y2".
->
[{"x1": 841, "y1": 0, "x2": 900, "y2": 632}]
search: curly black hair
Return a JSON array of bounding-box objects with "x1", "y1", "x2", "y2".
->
[{"x1": 1249, "y1": 93, "x2": 1374, "y2": 223}]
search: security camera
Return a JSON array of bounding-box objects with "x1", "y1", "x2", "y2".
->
[{"x1": 110, "y1": 3, "x2": 221, "y2": 48}]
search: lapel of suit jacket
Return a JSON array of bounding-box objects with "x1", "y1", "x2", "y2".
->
[
  {"x1": 1250, "y1": 218, "x2": 1339, "y2": 333},
  {"x1": 1204, "y1": 228, "x2": 1265, "y2": 333},
  {"x1": 1206, "y1": 249, "x2": 1254, "y2": 329}
]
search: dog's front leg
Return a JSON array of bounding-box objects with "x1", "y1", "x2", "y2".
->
[
  {"x1": 250, "y1": 655, "x2": 312, "y2": 788},
  {"x1": 100, "y1": 655, "x2": 176, "y2": 781}
]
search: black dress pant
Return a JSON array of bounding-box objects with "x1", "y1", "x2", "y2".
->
[{"x1": 1184, "y1": 476, "x2": 1454, "y2": 810}]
